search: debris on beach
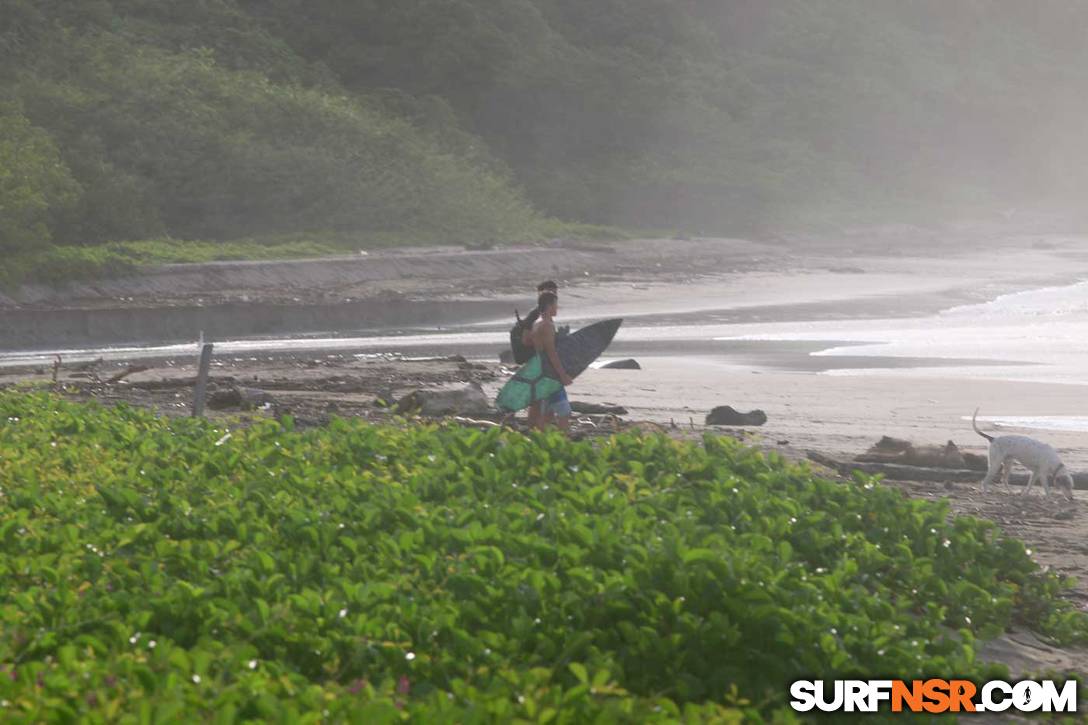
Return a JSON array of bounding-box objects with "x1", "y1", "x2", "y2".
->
[
  {"x1": 706, "y1": 405, "x2": 767, "y2": 427},
  {"x1": 395, "y1": 383, "x2": 490, "y2": 417},
  {"x1": 855, "y1": 436, "x2": 979, "y2": 470},
  {"x1": 808, "y1": 449, "x2": 1088, "y2": 491},
  {"x1": 207, "y1": 385, "x2": 276, "y2": 411}
]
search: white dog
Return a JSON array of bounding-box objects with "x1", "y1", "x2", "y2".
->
[{"x1": 973, "y1": 408, "x2": 1074, "y2": 499}]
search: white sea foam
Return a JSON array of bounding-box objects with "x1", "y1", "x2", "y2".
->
[
  {"x1": 963, "y1": 415, "x2": 1088, "y2": 433},
  {"x1": 717, "y1": 277, "x2": 1088, "y2": 384}
]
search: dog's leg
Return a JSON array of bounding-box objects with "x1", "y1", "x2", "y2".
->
[
  {"x1": 980, "y1": 449, "x2": 1003, "y2": 493},
  {"x1": 1000, "y1": 459, "x2": 1014, "y2": 492},
  {"x1": 1021, "y1": 470, "x2": 1037, "y2": 496}
]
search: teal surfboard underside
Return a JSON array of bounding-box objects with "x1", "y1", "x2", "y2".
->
[
  {"x1": 495, "y1": 356, "x2": 563, "y2": 412},
  {"x1": 495, "y1": 318, "x2": 622, "y2": 413}
]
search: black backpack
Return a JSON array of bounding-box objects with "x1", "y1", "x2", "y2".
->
[{"x1": 509, "y1": 309, "x2": 537, "y2": 365}]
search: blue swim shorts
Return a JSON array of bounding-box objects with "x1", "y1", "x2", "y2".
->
[{"x1": 541, "y1": 387, "x2": 571, "y2": 417}]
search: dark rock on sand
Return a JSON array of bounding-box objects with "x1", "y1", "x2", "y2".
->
[
  {"x1": 706, "y1": 406, "x2": 767, "y2": 426},
  {"x1": 394, "y1": 382, "x2": 490, "y2": 416},
  {"x1": 207, "y1": 385, "x2": 275, "y2": 411},
  {"x1": 599, "y1": 358, "x2": 641, "y2": 370}
]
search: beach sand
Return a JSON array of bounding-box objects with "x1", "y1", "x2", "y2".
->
[{"x1": 3, "y1": 231, "x2": 1088, "y2": 680}]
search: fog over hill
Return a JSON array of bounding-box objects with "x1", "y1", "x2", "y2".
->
[{"x1": 3, "y1": 0, "x2": 1087, "y2": 260}]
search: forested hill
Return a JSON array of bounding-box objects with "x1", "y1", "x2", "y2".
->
[{"x1": 3, "y1": 1, "x2": 1088, "y2": 259}]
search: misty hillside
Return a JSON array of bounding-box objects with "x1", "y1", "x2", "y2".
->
[{"x1": 3, "y1": 0, "x2": 1087, "y2": 260}]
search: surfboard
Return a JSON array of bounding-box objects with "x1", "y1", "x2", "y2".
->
[{"x1": 495, "y1": 318, "x2": 622, "y2": 413}]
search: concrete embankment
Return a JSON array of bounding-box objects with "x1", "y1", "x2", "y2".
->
[
  {"x1": 0, "y1": 238, "x2": 758, "y2": 349},
  {"x1": 4, "y1": 245, "x2": 615, "y2": 308},
  {"x1": 0, "y1": 245, "x2": 602, "y2": 349},
  {"x1": 0, "y1": 298, "x2": 511, "y2": 351}
]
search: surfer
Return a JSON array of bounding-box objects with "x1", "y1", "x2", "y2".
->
[
  {"x1": 519, "y1": 281, "x2": 558, "y2": 342},
  {"x1": 530, "y1": 291, "x2": 573, "y2": 431},
  {"x1": 519, "y1": 281, "x2": 559, "y2": 428}
]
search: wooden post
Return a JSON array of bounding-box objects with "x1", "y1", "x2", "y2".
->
[
  {"x1": 52, "y1": 354, "x2": 62, "y2": 391},
  {"x1": 192, "y1": 343, "x2": 214, "y2": 418}
]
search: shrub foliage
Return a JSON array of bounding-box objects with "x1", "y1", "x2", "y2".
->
[{"x1": 0, "y1": 393, "x2": 1084, "y2": 721}]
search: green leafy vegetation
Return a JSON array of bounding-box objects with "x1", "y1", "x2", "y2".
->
[
  {"x1": 1, "y1": 239, "x2": 341, "y2": 288},
  {"x1": 1, "y1": 392, "x2": 1084, "y2": 721}
]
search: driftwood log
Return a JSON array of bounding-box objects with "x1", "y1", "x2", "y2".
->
[
  {"x1": 806, "y1": 450, "x2": 1088, "y2": 490},
  {"x1": 570, "y1": 401, "x2": 628, "y2": 415},
  {"x1": 106, "y1": 365, "x2": 150, "y2": 384}
]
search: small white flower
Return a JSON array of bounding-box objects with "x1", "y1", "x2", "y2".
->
[
  {"x1": 339, "y1": 608, "x2": 348, "y2": 619},
  {"x1": 405, "y1": 652, "x2": 416, "y2": 661},
  {"x1": 536, "y1": 513, "x2": 545, "y2": 521},
  {"x1": 129, "y1": 633, "x2": 140, "y2": 644},
  {"x1": 192, "y1": 674, "x2": 201, "y2": 684},
  {"x1": 148, "y1": 640, "x2": 156, "y2": 649},
  {"x1": 942, "y1": 539, "x2": 951, "y2": 548},
  {"x1": 1025, "y1": 548, "x2": 1033, "y2": 555},
  {"x1": 965, "y1": 616, "x2": 972, "y2": 625},
  {"x1": 248, "y1": 660, "x2": 258, "y2": 670}
]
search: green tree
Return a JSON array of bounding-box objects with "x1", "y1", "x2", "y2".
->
[{"x1": 0, "y1": 106, "x2": 78, "y2": 253}]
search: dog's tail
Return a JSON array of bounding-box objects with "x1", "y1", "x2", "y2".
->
[{"x1": 972, "y1": 407, "x2": 994, "y2": 442}]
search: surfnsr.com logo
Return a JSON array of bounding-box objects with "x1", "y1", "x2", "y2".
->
[{"x1": 790, "y1": 679, "x2": 1078, "y2": 714}]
